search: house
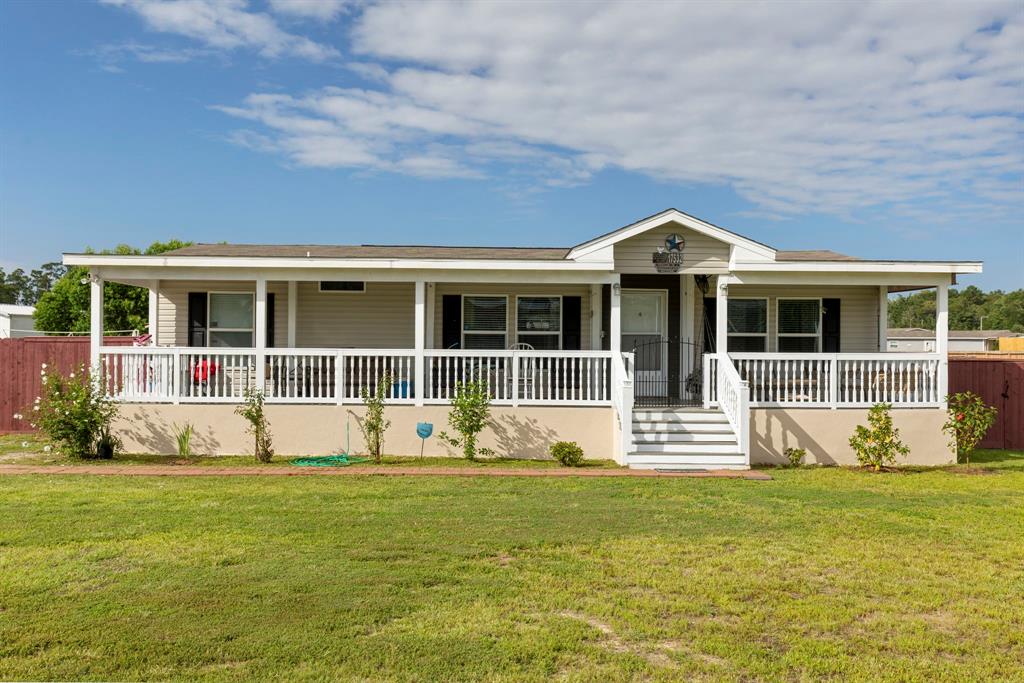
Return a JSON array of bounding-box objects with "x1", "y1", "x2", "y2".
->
[
  {"x1": 64, "y1": 209, "x2": 981, "y2": 468},
  {"x1": 0, "y1": 304, "x2": 36, "y2": 339},
  {"x1": 887, "y1": 327, "x2": 1021, "y2": 353}
]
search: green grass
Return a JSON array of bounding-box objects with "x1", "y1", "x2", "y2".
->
[{"x1": 1, "y1": 451, "x2": 1022, "y2": 681}]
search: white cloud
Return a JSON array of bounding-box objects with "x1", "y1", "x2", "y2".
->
[
  {"x1": 268, "y1": 0, "x2": 352, "y2": 22},
  {"x1": 101, "y1": 0, "x2": 338, "y2": 61},
  {"x1": 200, "y1": 1, "x2": 1024, "y2": 217}
]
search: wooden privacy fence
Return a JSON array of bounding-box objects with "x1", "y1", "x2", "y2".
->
[
  {"x1": 949, "y1": 357, "x2": 1024, "y2": 449},
  {"x1": 0, "y1": 337, "x2": 133, "y2": 432}
]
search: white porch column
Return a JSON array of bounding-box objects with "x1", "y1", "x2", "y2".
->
[
  {"x1": 425, "y1": 283, "x2": 435, "y2": 350},
  {"x1": 936, "y1": 279, "x2": 949, "y2": 405},
  {"x1": 414, "y1": 280, "x2": 426, "y2": 406},
  {"x1": 878, "y1": 286, "x2": 888, "y2": 352},
  {"x1": 609, "y1": 275, "x2": 621, "y2": 354},
  {"x1": 716, "y1": 276, "x2": 728, "y2": 355},
  {"x1": 590, "y1": 283, "x2": 602, "y2": 349},
  {"x1": 682, "y1": 274, "x2": 695, "y2": 343},
  {"x1": 287, "y1": 281, "x2": 297, "y2": 348},
  {"x1": 89, "y1": 273, "x2": 104, "y2": 369},
  {"x1": 147, "y1": 280, "x2": 159, "y2": 343},
  {"x1": 255, "y1": 278, "x2": 267, "y2": 393}
]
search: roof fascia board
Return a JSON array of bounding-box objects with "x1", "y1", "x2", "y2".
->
[
  {"x1": 567, "y1": 209, "x2": 777, "y2": 261},
  {"x1": 732, "y1": 260, "x2": 982, "y2": 274},
  {"x1": 65, "y1": 254, "x2": 613, "y2": 272},
  {"x1": 728, "y1": 271, "x2": 955, "y2": 287},
  {"x1": 89, "y1": 265, "x2": 619, "y2": 285}
]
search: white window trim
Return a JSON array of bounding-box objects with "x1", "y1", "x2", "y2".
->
[
  {"x1": 207, "y1": 291, "x2": 255, "y2": 348},
  {"x1": 318, "y1": 281, "x2": 366, "y2": 294},
  {"x1": 727, "y1": 296, "x2": 768, "y2": 351},
  {"x1": 776, "y1": 297, "x2": 822, "y2": 352},
  {"x1": 461, "y1": 294, "x2": 508, "y2": 349},
  {"x1": 515, "y1": 295, "x2": 563, "y2": 349}
]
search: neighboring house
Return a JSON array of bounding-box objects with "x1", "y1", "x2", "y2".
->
[
  {"x1": 887, "y1": 328, "x2": 1022, "y2": 353},
  {"x1": 0, "y1": 304, "x2": 36, "y2": 338},
  {"x1": 65, "y1": 209, "x2": 981, "y2": 469}
]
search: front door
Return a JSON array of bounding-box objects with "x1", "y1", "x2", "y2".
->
[{"x1": 621, "y1": 289, "x2": 668, "y2": 397}]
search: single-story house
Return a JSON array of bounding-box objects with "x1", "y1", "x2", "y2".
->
[
  {"x1": 0, "y1": 304, "x2": 36, "y2": 339},
  {"x1": 887, "y1": 327, "x2": 1021, "y2": 353},
  {"x1": 64, "y1": 209, "x2": 981, "y2": 468}
]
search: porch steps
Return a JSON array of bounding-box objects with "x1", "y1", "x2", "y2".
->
[{"x1": 627, "y1": 408, "x2": 747, "y2": 470}]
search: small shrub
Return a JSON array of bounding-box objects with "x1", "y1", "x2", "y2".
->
[
  {"x1": 173, "y1": 422, "x2": 195, "y2": 458},
  {"x1": 848, "y1": 403, "x2": 910, "y2": 471},
  {"x1": 235, "y1": 388, "x2": 273, "y2": 463},
  {"x1": 28, "y1": 363, "x2": 119, "y2": 458},
  {"x1": 439, "y1": 380, "x2": 495, "y2": 461},
  {"x1": 943, "y1": 391, "x2": 998, "y2": 467},
  {"x1": 785, "y1": 447, "x2": 806, "y2": 467},
  {"x1": 359, "y1": 373, "x2": 392, "y2": 464},
  {"x1": 550, "y1": 441, "x2": 585, "y2": 467}
]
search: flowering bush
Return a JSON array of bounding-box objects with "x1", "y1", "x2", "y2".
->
[
  {"x1": 848, "y1": 403, "x2": 910, "y2": 471},
  {"x1": 235, "y1": 388, "x2": 273, "y2": 463},
  {"x1": 26, "y1": 363, "x2": 120, "y2": 458},
  {"x1": 943, "y1": 392, "x2": 998, "y2": 467}
]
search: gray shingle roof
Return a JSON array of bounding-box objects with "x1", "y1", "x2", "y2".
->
[{"x1": 887, "y1": 328, "x2": 1021, "y2": 339}]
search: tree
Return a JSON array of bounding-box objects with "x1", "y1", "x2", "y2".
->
[
  {"x1": 889, "y1": 287, "x2": 1024, "y2": 333},
  {"x1": 33, "y1": 240, "x2": 191, "y2": 334}
]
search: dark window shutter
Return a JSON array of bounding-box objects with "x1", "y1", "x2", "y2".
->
[
  {"x1": 187, "y1": 292, "x2": 207, "y2": 347},
  {"x1": 703, "y1": 297, "x2": 717, "y2": 353},
  {"x1": 442, "y1": 295, "x2": 462, "y2": 349},
  {"x1": 266, "y1": 293, "x2": 275, "y2": 348},
  {"x1": 562, "y1": 296, "x2": 582, "y2": 350},
  {"x1": 822, "y1": 298, "x2": 841, "y2": 352}
]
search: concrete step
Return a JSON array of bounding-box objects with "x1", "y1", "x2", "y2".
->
[
  {"x1": 633, "y1": 431, "x2": 737, "y2": 444},
  {"x1": 626, "y1": 453, "x2": 748, "y2": 469},
  {"x1": 632, "y1": 421, "x2": 734, "y2": 433},
  {"x1": 631, "y1": 442, "x2": 743, "y2": 455}
]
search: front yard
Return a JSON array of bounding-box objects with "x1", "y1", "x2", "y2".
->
[{"x1": 0, "y1": 450, "x2": 1022, "y2": 681}]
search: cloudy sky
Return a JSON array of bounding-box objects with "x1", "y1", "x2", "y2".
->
[{"x1": 1, "y1": 0, "x2": 1021, "y2": 288}]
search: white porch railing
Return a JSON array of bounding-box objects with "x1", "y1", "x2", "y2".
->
[
  {"x1": 703, "y1": 353, "x2": 943, "y2": 407},
  {"x1": 715, "y1": 352, "x2": 750, "y2": 465},
  {"x1": 97, "y1": 346, "x2": 614, "y2": 407}
]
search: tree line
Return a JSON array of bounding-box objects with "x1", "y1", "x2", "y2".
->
[
  {"x1": 1, "y1": 240, "x2": 191, "y2": 334},
  {"x1": 888, "y1": 285, "x2": 1024, "y2": 333}
]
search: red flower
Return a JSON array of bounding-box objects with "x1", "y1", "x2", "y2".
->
[{"x1": 956, "y1": 413, "x2": 965, "y2": 421}]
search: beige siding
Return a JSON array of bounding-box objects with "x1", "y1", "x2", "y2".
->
[
  {"x1": 432, "y1": 283, "x2": 592, "y2": 349},
  {"x1": 295, "y1": 281, "x2": 413, "y2": 348},
  {"x1": 614, "y1": 222, "x2": 730, "y2": 274},
  {"x1": 157, "y1": 281, "x2": 288, "y2": 347},
  {"x1": 720, "y1": 282, "x2": 881, "y2": 352}
]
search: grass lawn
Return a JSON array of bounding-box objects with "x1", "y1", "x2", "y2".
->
[{"x1": 0, "y1": 451, "x2": 1022, "y2": 681}]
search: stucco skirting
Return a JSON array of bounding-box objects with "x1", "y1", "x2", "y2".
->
[
  {"x1": 750, "y1": 408, "x2": 953, "y2": 466},
  {"x1": 112, "y1": 404, "x2": 616, "y2": 460}
]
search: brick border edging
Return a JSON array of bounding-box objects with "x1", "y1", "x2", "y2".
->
[{"x1": 0, "y1": 464, "x2": 771, "y2": 480}]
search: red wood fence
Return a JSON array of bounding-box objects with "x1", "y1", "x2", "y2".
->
[
  {"x1": 949, "y1": 357, "x2": 1024, "y2": 450},
  {"x1": 0, "y1": 337, "x2": 134, "y2": 432}
]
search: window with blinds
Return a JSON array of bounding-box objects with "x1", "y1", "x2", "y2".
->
[
  {"x1": 727, "y1": 298, "x2": 767, "y2": 352},
  {"x1": 208, "y1": 292, "x2": 254, "y2": 347},
  {"x1": 778, "y1": 299, "x2": 821, "y2": 352},
  {"x1": 517, "y1": 296, "x2": 561, "y2": 350},
  {"x1": 462, "y1": 296, "x2": 507, "y2": 349}
]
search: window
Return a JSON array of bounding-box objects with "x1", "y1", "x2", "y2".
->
[
  {"x1": 319, "y1": 281, "x2": 365, "y2": 292},
  {"x1": 517, "y1": 296, "x2": 561, "y2": 350},
  {"x1": 777, "y1": 299, "x2": 821, "y2": 352},
  {"x1": 727, "y1": 298, "x2": 767, "y2": 352},
  {"x1": 462, "y1": 296, "x2": 507, "y2": 349},
  {"x1": 208, "y1": 292, "x2": 254, "y2": 347}
]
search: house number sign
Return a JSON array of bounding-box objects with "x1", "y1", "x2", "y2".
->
[{"x1": 652, "y1": 233, "x2": 685, "y2": 273}]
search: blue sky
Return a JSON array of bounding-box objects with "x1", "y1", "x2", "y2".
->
[{"x1": 1, "y1": 0, "x2": 1021, "y2": 290}]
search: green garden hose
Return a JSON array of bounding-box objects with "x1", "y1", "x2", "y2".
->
[{"x1": 290, "y1": 418, "x2": 367, "y2": 466}]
